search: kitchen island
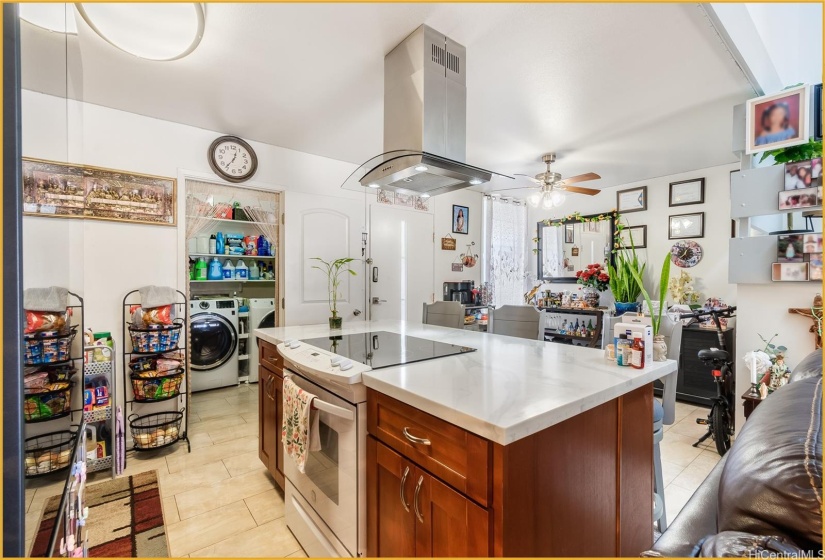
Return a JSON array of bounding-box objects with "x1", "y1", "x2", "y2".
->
[{"x1": 256, "y1": 320, "x2": 677, "y2": 557}]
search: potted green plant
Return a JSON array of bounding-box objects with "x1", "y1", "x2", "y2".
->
[
  {"x1": 311, "y1": 257, "x2": 357, "y2": 330},
  {"x1": 608, "y1": 243, "x2": 645, "y2": 314},
  {"x1": 628, "y1": 252, "x2": 672, "y2": 361}
]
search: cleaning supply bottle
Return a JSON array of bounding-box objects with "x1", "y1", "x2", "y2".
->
[
  {"x1": 208, "y1": 257, "x2": 223, "y2": 280},
  {"x1": 222, "y1": 259, "x2": 235, "y2": 279},
  {"x1": 249, "y1": 261, "x2": 260, "y2": 280},
  {"x1": 257, "y1": 235, "x2": 268, "y2": 257},
  {"x1": 209, "y1": 234, "x2": 217, "y2": 254},
  {"x1": 195, "y1": 257, "x2": 208, "y2": 280},
  {"x1": 216, "y1": 232, "x2": 225, "y2": 255},
  {"x1": 235, "y1": 259, "x2": 248, "y2": 280}
]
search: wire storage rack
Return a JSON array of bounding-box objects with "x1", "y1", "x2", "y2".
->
[
  {"x1": 83, "y1": 343, "x2": 117, "y2": 478},
  {"x1": 122, "y1": 289, "x2": 191, "y2": 453}
]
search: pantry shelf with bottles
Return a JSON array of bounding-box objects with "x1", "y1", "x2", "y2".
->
[{"x1": 540, "y1": 306, "x2": 605, "y2": 349}]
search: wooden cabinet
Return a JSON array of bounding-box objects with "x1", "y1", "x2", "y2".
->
[
  {"x1": 258, "y1": 340, "x2": 285, "y2": 490},
  {"x1": 367, "y1": 437, "x2": 488, "y2": 558}
]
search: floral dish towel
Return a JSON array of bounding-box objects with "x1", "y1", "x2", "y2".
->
[{"x1": 282, "y1": 375, "x2": 321, "y2": 473}]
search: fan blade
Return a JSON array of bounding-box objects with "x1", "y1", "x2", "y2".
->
[
  {"x1": 559, "y1": 185, "x2": 601, "y2": 195},
  {"x1": 559, "y1": 172, "x2": 601, "y2": 185},
  {"x1": 513, "y1": 173, "x2": 543, "y2": 185},
  {"x1": 487, "y1": 185, "x2": 539, "y2": 193}
]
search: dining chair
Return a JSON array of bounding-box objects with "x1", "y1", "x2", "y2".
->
[
  {"x1": 422, "y1": 301, "x2": 465, "y2": 329},
  {"x1": 487, "y1": 305, "x2": 544, "y2": 340}
]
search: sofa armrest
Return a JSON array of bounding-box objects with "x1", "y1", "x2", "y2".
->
[{"x1": 648, "y1": 455, "x2": 727, "y2": 557}]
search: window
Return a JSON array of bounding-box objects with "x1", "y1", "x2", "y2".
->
[{"x1": 482, "y1": 197, "x2": 527, "y2": 306}]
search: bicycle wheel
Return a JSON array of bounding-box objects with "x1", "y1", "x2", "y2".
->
[{"x1": 712, "y1": 403, "x2": 732, "y2": 456}]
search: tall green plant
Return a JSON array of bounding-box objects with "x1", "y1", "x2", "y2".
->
[
  {"x1": 608, "y1": 242, "x2": 645, "y2": 303},
  {"x1": 628, "y1": 252, "x2": 671, "y2": 335},
  {"x1": 311, "y1": 257, "x2": 357, "y2": 317}
]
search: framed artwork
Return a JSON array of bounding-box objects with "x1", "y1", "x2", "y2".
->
[
  {"x1": 616, "y1": 186, "x2": 647, "y2": 213},
  {"x1": 618, "y1": 225, "x2": 647, "y2": 249},
  {"x1": 377, "y1": 189, "x2": 393, "y2": 205},
  {"x1": 394, "y1": 192, "x2": 414, "y2": 208},
  {"x1": 745, "y1": 84, "x2": 809, "y2": 155},
  {"x1": 585, "y1": 221, "x2": 601, "y2": 233},
  {"x1": 779, "y1": 187, "x2": 818, "y2": 210},
  {"x1": 803, "y1": 233, "x2": 823, "y2": 254},
  {"x1": 669, "y1": 178, "x2": 705, "y2": 207},
  {"x1": 23, "y1": 158, "x2": 176, "y2": 226},
  {"x1": 452, "y1": 205, "x2": 469, "y2": 234},
  {"x1": 441, "y1": 236, "x2": 456, "y2": 251},
  {"x1": 809, "y1": 253, "x2": 822, "y2": 281},
  {"x1": 451, "y1": 263, "x2": 464, "y2": 272},
  {"x1": 777, "y1": 234, "x2": 804, "y2": 262},
  {"x1": 668, "y1": 212, "x2": 704, "y2": 239},
  {"x1": 784, "y1": 158, "x2": 822, "y2": 190},
  {"x1": 771, "y1": 262, "x2": 809, "y2": 282},
  {"x1": 564, "y1": 223, "x2": 574, "y2": 243}
]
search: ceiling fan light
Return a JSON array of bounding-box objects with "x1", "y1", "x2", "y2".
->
[
  {"x1": 541, "y1": 195, "x2": 554, "y2": 209},
  {"x1": 550, "y1": 191, "x2": 565, "y2": 206},
  {"x1": 528, "y1": 193, "x2": 541, "y2": 207}
]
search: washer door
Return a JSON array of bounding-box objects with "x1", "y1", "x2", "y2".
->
[
  {"x1": 191, "y1": 313, "x2": 238, "y2": 371},
  {"x1": 257, "y1": 310, "x2": 276, "y2": 329}
]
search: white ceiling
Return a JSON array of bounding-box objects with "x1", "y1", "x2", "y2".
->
[{"x1": 21, "y1": 3, "x2": 754, "y2": 193}]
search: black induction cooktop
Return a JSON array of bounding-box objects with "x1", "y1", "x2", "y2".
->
[{"x1": 299, "y1": 331, "x2": 475, "y2": 370}]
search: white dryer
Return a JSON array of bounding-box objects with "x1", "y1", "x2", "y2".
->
[
  {"x1": 190, "y1": 298, "x2": 239, "y2": 392},
  {"x1": 248, "y1": 298, "x2": 276, "y2": 383}
]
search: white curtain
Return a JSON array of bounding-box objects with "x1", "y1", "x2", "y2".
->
[
  {"x1": 482, "y1": 197, "x2": 527, "y2": 306},
  {"x1": 541, "y1": 226, "x2": 564, "y2": 278}
]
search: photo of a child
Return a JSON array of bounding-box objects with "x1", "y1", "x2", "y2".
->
[{"x1": 746, "y1": 86, "x2": 808, "y2": 154}]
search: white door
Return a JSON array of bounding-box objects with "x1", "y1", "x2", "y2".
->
[
  {"x1": 284, "y1": 192, "x2": 366, "y2": 326},
  {"x1": 369, "y1": 205, "x2": 434, "y2": 322}
]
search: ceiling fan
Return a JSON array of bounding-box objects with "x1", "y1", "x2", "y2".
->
[{"x1": 492, "y1": 153, "x2": 601, "y2": 209}]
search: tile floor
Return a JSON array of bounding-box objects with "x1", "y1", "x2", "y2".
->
[{"x1": 24, "y1": 388, "x2": 719, "y2": 557}]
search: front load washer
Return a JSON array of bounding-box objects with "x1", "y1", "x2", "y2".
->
[
  {"x1": 190, "y1": 298, "x2": 239, "y2": 392},
  {"x1": 248, "y1": 298, "x2": 275, "y2": 383}
]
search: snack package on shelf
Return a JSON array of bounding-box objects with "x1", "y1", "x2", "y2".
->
[
  {"x1": 129, "y1": 304, "x2": 174, "y2": 327},
  {"x1": 25, "y1": 308, "x2": 71, "y2": 334}
]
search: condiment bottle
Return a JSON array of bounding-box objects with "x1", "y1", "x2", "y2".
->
[{"x1": 631, "y1": 335, "x2": 645, "y2": 369}]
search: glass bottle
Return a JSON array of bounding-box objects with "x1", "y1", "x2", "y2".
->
[{"x1": 631, "y1": 335, "x2": 645, "y2": 369}]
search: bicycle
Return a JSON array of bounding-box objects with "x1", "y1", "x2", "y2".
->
[{"x1": 678, "y1": 306, "x2": 737, "y2": 456}]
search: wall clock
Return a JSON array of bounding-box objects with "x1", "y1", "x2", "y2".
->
[
  {"x1": 208, "y1": 135, "x2": 258, "y2": 183},
  {"x1": 670, "y1": 240, "x2": 703, "y2": 268}
]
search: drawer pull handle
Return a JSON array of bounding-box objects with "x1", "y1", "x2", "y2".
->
[
  {"x1": 400, "y1": 466, "x2": 410, "y2": 512},
  {"x1": 402, "y1": 427, "x2": 431, "y2": 446},
  {"x1": 414, "y1": 476, "x2": 424, "y2": 523}
]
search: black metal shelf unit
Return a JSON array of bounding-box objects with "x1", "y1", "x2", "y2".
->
[{"x1": 121, "y1": 289, "x2": 190, "y2": 453}]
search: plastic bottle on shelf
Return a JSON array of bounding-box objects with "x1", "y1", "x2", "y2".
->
[
  {"x1": 222, "y1": 259, "x2": 235, "y2": 279},
  {"x1": 194, "y1": 257, "x2": 208, "y2": 280},
  {"x1": 209, "y1": 234, "x2": 217, "y2": 254},
  {"x1": 208, "y1": 257, "x2": 223, "y2": 280},
  {"x1": 257, "y1": 235, "x2": 269, "y2": 257},
  {"x1": 216, "y1": 232, "x2": 225, "y2": 255},
  {"x1": 249, "y1": 261, "x2": 260, "y2": 280},
  {"x1": 235, "y1": 260, "x2": 248, "y2": 280}
]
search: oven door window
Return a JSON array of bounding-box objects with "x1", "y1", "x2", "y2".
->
[{"x1": 304, "y1": 420, "x2": 339, "y2": 504}]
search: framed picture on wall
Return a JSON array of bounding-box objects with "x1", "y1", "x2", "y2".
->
[
  {"x1": 668, "y1": 212, "x2": 704, "y2": 239},
  {"x1": 22, "y1": 158, "x2": 85, "y2": 218},
  {"x1": 669, "y1": 178, "x2": 705, "y2": 206},
  {"x1": 784, "y1": 158, "x2": 822, "y2": 190},
  {"x1": 771, "y1": 262, "x2": 809, "y2": 282},
  {"x1": 452, "y1": 205, "x2": 469, "y2": 234},
  {"x1": 745, "y1": 84, "x2": 809, "y2": 155},
  {"x1": 618, "y1": 225, "x2": 647, "y2": 249},
  {"x1": 616, "y1": 186, "x2": 647, "y2": 213},
  {"x1": 564, "y1": 223, "x2": 574, "y2": 243}
]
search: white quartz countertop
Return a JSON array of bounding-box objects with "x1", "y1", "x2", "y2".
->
[{"x1": 255, "y1": 320, "x2": 676, "y2": 445}]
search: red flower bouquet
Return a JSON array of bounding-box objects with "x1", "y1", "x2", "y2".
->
[{"x1": 575, "y1": 263, "x2": 610, "y2": 292}]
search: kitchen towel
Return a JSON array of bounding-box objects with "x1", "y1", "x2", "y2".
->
[
  {"x1": 138, "y1": 285, "x2": 178, "y2": 309},
  {"x1": 23, "y1": 287, "x2": 69, "y2": 312},
  {"x1": 282, "y1": 375, "x2": 321, "y2": 473}
]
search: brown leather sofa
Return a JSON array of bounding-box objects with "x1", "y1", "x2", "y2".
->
[{"x1": 646, "y1": 350, "x2": 822, "y2": 557}]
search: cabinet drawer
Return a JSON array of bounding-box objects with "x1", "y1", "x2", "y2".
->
[
  {"x1": 259, "y1": 340, "x2": 283, "y2": 374},
  {"x1": 367, "y1": 389, "x2": 491, "y2": 507}
]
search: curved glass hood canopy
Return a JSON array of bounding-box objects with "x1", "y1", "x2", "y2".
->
[{"x1": 341, "y1": 150, "x2": 512, "y2": 197}]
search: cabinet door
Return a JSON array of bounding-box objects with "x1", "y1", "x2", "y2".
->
[
  {"x1": 414, "y1": 470, "x2": 489, "y2": 557},
  {"x1": 367, "y1": 437, "x2": 416, "y2": 557},
  {"x1": 272, "y1": 370, "x2": 285, "y2": 486},
  {"x1": 258, "y1": 367, "x2": 273, "y2": 469}
]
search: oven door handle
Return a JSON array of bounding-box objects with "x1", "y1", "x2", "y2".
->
[{"x1": 311, "y1": 397, "x2": 355, "y2": 422}]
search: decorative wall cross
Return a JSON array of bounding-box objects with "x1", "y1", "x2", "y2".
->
[{"x1": 788, "y1": 293, "x2": 823, "y2": 350}]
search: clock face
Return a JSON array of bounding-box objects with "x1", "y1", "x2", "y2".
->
[
  {"x1": 208, "y1": 136, "x2": 257, "y2": 183},
  {"x1": 670, "y1": 240, "x2": 703, "y2": 268}
]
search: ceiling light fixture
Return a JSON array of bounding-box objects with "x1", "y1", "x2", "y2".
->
[
  {"x1": 76, "y1": 3, "x2": 205, "y2": 61},
  {"x1": 419, "y1": 193, "x2": 431, "y2": 199},
  {"x1": 19, "y1": 3, "x2": 78, "y2": 34},
  {"x1": 414, "y1": 165, "x2": 428, "y2": 172},
  {"x1": 367, "y1": 183, "x2": 380, "y2": 189},
  {"x1": 528, "y1": 189, "x2": 566, "y2": 210},
  {"x1": 469, "y1": 178, "x2": 482, "y2": 186}
]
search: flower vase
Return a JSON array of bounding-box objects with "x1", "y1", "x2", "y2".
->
[
  {"x1": 582, "y1": 287, "x2": 601, "y2": 309},
  {"x1": 653, "y1": 335, "x2": 668, "y2": 361},
  {"x1": 614, "y1": 301, "x2": 640, "y2": 315}
]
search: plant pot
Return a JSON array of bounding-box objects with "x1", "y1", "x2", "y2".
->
[
  {"x1": 614, "y1": 301, "x2": 639, "y2": 315},
  {"x1": 582, "y1": 287, "x2": 601, "y2": 308},
  {"x1": 329, "y1": 316, "x2": 342, "y2": 330},
  {"x1": 653, "y1": 335, "x2": 668, "y2": 362}
]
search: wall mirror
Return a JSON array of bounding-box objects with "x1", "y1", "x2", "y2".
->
[{"x1": 536, "y1": 212, "x2": 618, "y2": 283}]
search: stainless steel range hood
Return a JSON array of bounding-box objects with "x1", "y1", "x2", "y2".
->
[{"x1": 345, "y1": 25, "x2": 509, "y2": 196}]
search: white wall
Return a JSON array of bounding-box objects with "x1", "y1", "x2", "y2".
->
[
  {"x1": 431, "y1": 189, "x2": 483, "y2": 295},
  {"x1": 528, "y1": 162, "x2": 740, "y2": 305}
]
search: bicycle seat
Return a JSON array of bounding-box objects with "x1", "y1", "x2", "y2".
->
[{"x1": 698, "y1": 348, "x2": 729, "y2": 362}]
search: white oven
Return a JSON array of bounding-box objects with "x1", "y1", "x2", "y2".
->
[{"x1": 282, "y1": 368, "x2": 367, "y2": 558}]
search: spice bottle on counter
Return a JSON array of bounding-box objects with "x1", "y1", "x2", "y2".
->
[{"x1": 631, "y1": 335, "x2": 645, "y2": 369}]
